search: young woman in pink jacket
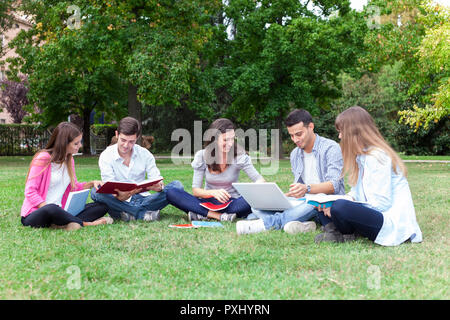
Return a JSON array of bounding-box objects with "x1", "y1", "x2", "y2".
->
[{"x1": 21, "y1": 122, "x2": 111, "y2": 231}]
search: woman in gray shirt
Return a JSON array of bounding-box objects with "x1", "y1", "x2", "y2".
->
[{"x1": 167, "y1": 118, "x2": 264, "y2": 222}]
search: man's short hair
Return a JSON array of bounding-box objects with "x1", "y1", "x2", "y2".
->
[
  {"x1": 285, "y1": 109, "x2": 313, "y2": 127},
  {"x1": 118, "y1": 117, "x2": 141, "y2": 137}
]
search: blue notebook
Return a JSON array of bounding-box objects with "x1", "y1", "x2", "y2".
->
[
  {"x1": 298, "y1": 194, "x2": 356, "y2": 208},
  {"x1": 64, "y1": 189, "x2": 90, "y2": 216},
  {"x1": 192, "y1": 221, "x2": 224, "y2": 228}
]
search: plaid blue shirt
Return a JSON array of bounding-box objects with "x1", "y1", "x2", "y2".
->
[{"x1": 289, "y1": 134, "x2": 345, "y2": 195}]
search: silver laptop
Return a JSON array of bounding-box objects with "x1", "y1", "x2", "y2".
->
[{"x1": 232, "y1": 182, "x2": 304, "y2": 211}]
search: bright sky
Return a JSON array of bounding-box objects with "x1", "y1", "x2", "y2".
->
[
  {"x1": 350, "y1": 0, "x2": 368, "y2": 11},
  {"x1": 350, "y1": 0, "x2": 449, "y2": 11}
]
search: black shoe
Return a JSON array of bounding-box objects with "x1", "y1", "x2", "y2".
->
[
  {"x1": 315, "y1": 224, "x2": 357, "y2": 243},
  {"x1": 343, "y1": 233, "x2": 356, "y2": 242},
  {"x1": 314, "y1": 230, "x2": 344, "y2": 243},
  {"x1": 314, "y1": 222, "x2": 345, "y2": 243}
]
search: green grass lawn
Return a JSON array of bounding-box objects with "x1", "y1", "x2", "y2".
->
[
  {"x1": 0, "y1": 156, "x2": 448, "y2": 299},
  {"x1": 400, "y1": 155, "x2": 450, "y2": 161}
]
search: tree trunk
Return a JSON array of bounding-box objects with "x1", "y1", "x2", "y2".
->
[
  {"x1": 128, "y1": 83, "x2": 142, "y2": 144},
  {"x1": 277, "y1": 114, "x2": 285, "y2": 159},
  {"x1": 128, "y1": 83, "x2": 142, "y2": 123},
  {"x1": 82, "y1": 107, "x2": 92, "y2": 155}
]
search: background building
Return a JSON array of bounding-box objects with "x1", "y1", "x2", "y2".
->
[{"x1": 0, "y1": 12, "x2": 32, "y2": 124}]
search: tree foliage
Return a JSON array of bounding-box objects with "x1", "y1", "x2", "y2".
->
[
  {"x1": 216, "y1": 0, "x2": 366, "y2": 121},
  {"x1": 398, "y1": 3, "x2": 449, "y2": 129},
  {"x1": 362, "y1": 0, "x2": 449, "y2": 131},
  {"x1": 8, "y1": 0, "x2": 221, "y2": 153},
  {"x1": 0, "y1": 0, "x2": 15, "y2": 58},
  {"x1": 0, "y1": 75, "x2": 29, "y2": 123},
  {"x1": 200, "y1": 0, "x2": 367, "y2": 157},
  {"x1": 8, "y1": 0, "x2": 130, "y2": 152},
  {"x1": 0, "y1": 0, "x2": 14, "y2": 32},
  {"x1": 5, "y1": 0, "x2": 447, "y2": 155}
]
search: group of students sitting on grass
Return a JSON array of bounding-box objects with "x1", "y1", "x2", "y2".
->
[{"x1": 21, "y1": 107, "x2": 422, "y2": 246}]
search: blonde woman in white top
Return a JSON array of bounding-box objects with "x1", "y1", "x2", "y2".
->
[{"x1": 315, "y1": 106, "x2": 422, "y2": 246}]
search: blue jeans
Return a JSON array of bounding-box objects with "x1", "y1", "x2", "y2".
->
[
  {"x1": 249, "y1": 202, "x2": 319, "y2": 230},
  {"x1": 166, "y1": 187, "x2": 252, "y2": 218},
  {"x1": 91, "y1": 180, "x2": 184, "y2": 220}
]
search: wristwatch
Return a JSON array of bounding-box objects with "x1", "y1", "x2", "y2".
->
[{"x1": 306, "y1": 184, "x2": 311, "y2": 193}]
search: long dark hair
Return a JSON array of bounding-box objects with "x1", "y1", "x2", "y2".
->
[
  {"x1": 203, "y1": 118, "x2": 243, "y2": 172},
  {"x1": 26, "y1": 122, "x2": 82, "y2": 189}
]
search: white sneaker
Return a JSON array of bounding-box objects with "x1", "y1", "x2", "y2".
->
[
  {"x1": 236, "y1": 219, "x2": 266, "y2": 235},
  {"x1": 283, "y1": 221, "x2": 316, "y2": 234}
]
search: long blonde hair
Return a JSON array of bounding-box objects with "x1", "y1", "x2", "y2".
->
[
  {"x1": 335, "y1": 106, "x2": 406, "y2": 186},
  {"x1": 25, "y1": 122, "x2": 82, "y2": 190}
]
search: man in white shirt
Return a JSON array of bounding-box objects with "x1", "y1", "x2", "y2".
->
[{"x1": 91, "y1": 117, "x2": 184, "y2": 221}]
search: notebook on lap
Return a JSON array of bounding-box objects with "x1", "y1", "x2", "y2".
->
[{"x1": 232, "y1": 182, "x2": 303, "y2": 211}]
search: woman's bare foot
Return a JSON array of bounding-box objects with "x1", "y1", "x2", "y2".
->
[
  {"x1": 207, "y1": 211, "x2": 221, "y2": 221},
  {"x1": 83, "y1": 217, "x2": 114, "y2": 227},
  {"x1": 50, "y1": 222, "x2": 82, "y2": 230}
]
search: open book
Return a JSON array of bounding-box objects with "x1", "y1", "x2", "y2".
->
[
  {"x1": 300, "y1": 194, "x2": 354, "y2": 208},
  {"x1": 64, "y1": 189, "x2": 90, "y2": 216},
  {"x1": 96, "y1": 177, "x2": 163, "y2": 194}
]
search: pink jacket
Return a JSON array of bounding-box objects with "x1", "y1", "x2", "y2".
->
[{"x1": 21, "y1": 151, "x2": 86, "y2": 217}]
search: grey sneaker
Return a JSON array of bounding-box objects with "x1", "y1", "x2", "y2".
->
[
  {"x1": 120, "y1": 211, "x2": 136, "y2": 222},
  {"x1": 283, "y1": 221, "x2": 317, "y2": 234},
  {"x1": 188, "y1": 211, "x2": 207, "y2": 221},
  {"x1": 220, "y1": 213, "x2": 237, "y2": 222},
  {"x1": 143, "y1": 210, "x2": 161, "y2": 222}
]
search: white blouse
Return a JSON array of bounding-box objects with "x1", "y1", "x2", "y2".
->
[
  {"x1": 45, "y1": 162, "x2": 70, "y2": 207},
  {"x1": 99, "y1": 143, "x2": 161, "y2": 196},
  {"x1": 349, "y1": 148, "x2": 423, "y2": 246},
  {"x1": 191, "y1": 149, "x2": 263, "y2": 199}
]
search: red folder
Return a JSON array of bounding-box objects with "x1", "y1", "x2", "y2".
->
[
  {"x1": 96, "y1": 177, "x2": 163, "y2": 194},
  {"x1": 199, "y1": 201, "x2": 232, "y2": 212},
  {"x1": 168, "y1": 224, "x2": 199, "y2": 229}
]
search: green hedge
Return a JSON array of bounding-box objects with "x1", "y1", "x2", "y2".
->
[
  {"x1": 90, "y1": 124, "x2": 116, "y2": 149},
  {"x1": 91, "y1": 124, "x2": 116, "y2": 136}
]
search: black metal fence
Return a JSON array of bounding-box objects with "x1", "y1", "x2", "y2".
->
[{"x1": 0, "y1": 124, "x2": 51, "y2": 156}]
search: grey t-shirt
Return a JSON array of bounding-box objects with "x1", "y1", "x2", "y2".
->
[{"x1": 191, "y1": 149, "x2": 262, "y2": 198}]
